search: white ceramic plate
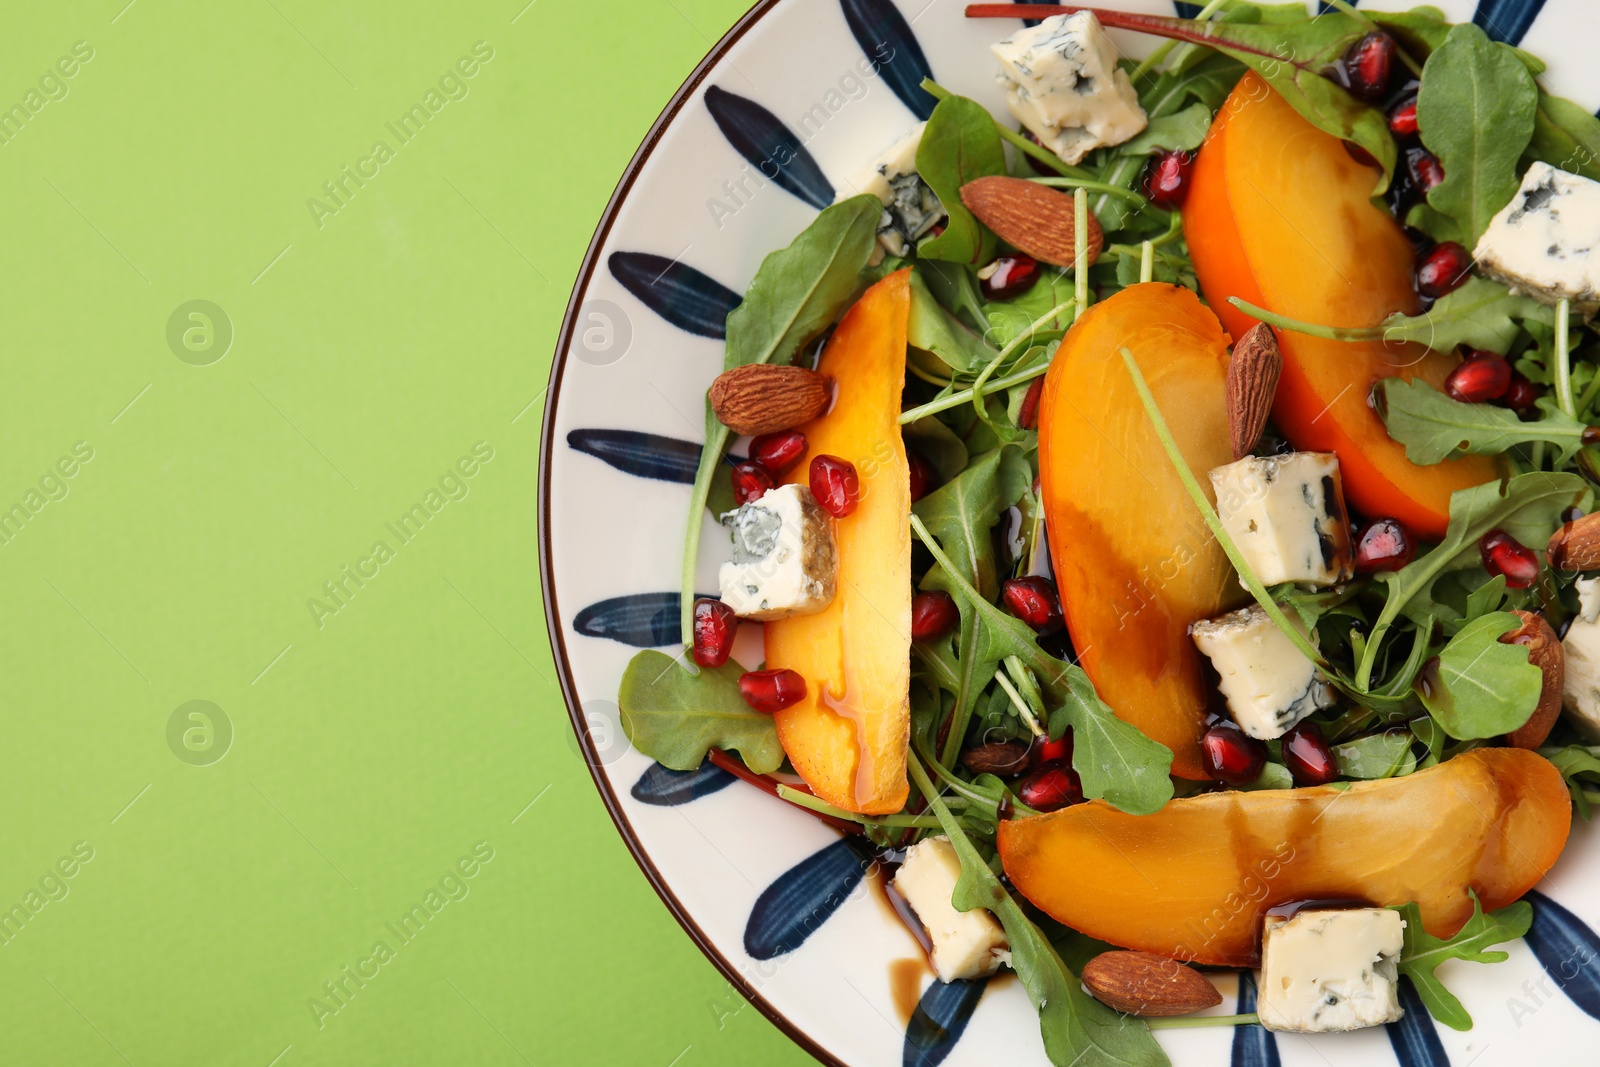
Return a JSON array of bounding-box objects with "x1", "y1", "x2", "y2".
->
[{"x1": 540, "y1": 2, "x2": 1600, "y2": 1063}]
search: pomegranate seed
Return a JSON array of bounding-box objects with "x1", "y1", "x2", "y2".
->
[
  {"x1": 1444, "y1": 354, "x2": 1512, "y2": 403},
  {"x1": 1416, "y1": 241, "x2": 1471, "y2": 299},
  {"x1": 1340, "y1": 31, "x2": 1397, "y2": 103},
  {"x1": 1281, "y1": 721, "x2": 1339, "y2": 787},
  {"x1": 809, "y1": 454, "x2": 860, "y2": 517},
  {"x1": 1018, "y1": 377, "x2": 1045, "y2": 431},
  {"x1": 978, "y1": 254, "x2": 1040, "y2": 301},
  {"x1": 738, "y1": 669, "x2": 807, "y2": 713},
  {"x1": 1200, "y1": 724, "x2": 1267, "y2": 786},
  {"x1": 1001, "y1": 576, "x2": 1063, "y2": 633},
  {"x1": 1501, "y1": 374, "x2": 1542, "y2": 416},
  {"x1": 1018, "y1": 762, "x2": 1082, "y2": 812},
  {"x1": 691, "y1": 599, "x2": 739, "y2": 668},
  {"x1": 748, "y1": 430, "x2": 806, "y2": 474},
  {"x1": 1407, "y1": 148, "x2": 1445, "y2": 194},
  {"x1": 908, "y1": 450, "x2": 937, "y2": 503},
  {"x1": 1037, "y1": 733, "x2": 1072, "y2": 765},
  {"x1": 1480, "y1": 529, "x2": 1540, "y2": 589},
  {"x1": 1142, "y1": 150, "x2": 1195, "y2": 210},
  {"x1": 730, "y1": 460, "x2": 774, "y2": 505},
  {"x1": 910, "y1": 590, "x2": 959, "y2": 643},
  {"x1": 1354, "y1": 518, "x2": 1417, "y2": 573},
  {"x1": 1389, "y1": 96, "x2": 1419, "y2": 138}
]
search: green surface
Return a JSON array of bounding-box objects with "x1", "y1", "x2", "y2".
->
[{"x1": 1, "y1": 1, "x2": 811, "y2": 1064}]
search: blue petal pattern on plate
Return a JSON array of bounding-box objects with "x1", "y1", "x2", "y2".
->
[
  {"x1": 841, "y1": 0, "x2": 937, "y2": 120},
  {"x1": 904, "y1": 977, "x2": 987, "y2": 1067},
  {"x1": 746, "y1": 836, "x2": 878, "y2": 960},
  {"x1": 631, "y1": 761, "x2": 738, "y2": 806},
  {"x1": 1474, "y1": 0, "x2": 1548, "y2": 44},
  {"x1": 567, "y1": 429, "x2": 701, "y2": 483},
  {"x1": 573, "y1": 592, "x2": 698, "y2": 648},
  {"x1": 1174, "y1": 1, "x2": 1206, "y2": 16},
  {"x1": 608, "y1": 252, "x2": 742, "y2": 339},
  {"x1": 705, "y1": 86, "x2": 835, "y2": 209},
  {"x1": 1526, "y1": 890, "x2": 1600, "y2": 1020},
  {"x1": 1231, "y1": 972, "x2": 1281, "y2": 1067},
  {"x1": 1386, "y1": 977, "x2": 1449, "y2": 1066}
]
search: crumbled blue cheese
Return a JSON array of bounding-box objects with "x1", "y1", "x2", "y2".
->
[
  {"x1": 1210, "y1": 453, "x2": 1354, "y2": 589},
  {"x1": 991, "y1": 12, "x2": 1148, "y2": 165},
  {"x1": 1257, "y1": 908, "x2": 1405, "y2": 1033},
  {"x1": 718, "y1": 484, "x2": 837, "y2": 621},
  {"x1": 1474, "y1": 161, "x2": 1600, "y2": 313},
  {"x1": 836, "y1": 123, "x2": 944, "y2": 258},
  {"x1": 1190, "y1": 606, "x2": 1333, "y2": 740},
  {"x1": 892, "y1": 837, "x2": 1009, "y2": 982},
  {"x1": 1563, "y1": 602, "x2": 1600, "y2": 742}
]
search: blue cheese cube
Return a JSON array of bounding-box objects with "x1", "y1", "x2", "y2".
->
[
  {"x1": 892, "y1": 837, "x2": 1009, "y2": 982},
  {"x1": 1257, "y1": 908, "x2": 1405, "y2": 1033},
  {"x1": 1190, "y1": 606, "x2": 1333, "y2": 740},
  {"x1": 837, "y1": 123, "x2": 944, "y2": 258},
  {"x1": 1563, "y1": 601, "x2": 1600, "y2": 742},
  {"x1": 1211, "y1": 453, "x2": 1354, "y2": 589},
  {"x1": 991, "y1": 12, "x2": 1148, "y2": 165},
  {"x1": 1474, "y1": 162, "x2": 1600, "y2": 313},
  {"x1": 718, "y1": 483, "x2": 837, "y2": 621}
]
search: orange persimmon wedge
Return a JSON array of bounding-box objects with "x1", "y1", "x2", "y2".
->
[
  {"x1": 1184, "y1": 73, "x2": 1496, "y2": 539},
  {"x1": 1039, "y1": 283, "x2": 1244, "y2": 780},
  {"x1": 764, "y1": 270, "x2": 911, "y2": 815},
  {"x1": 998, "y1": 748, "x2": 1570, "y2": 967}
]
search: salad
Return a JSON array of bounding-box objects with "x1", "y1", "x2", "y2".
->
[{"x1": 610, "y1": 2, "x2": 1600, "y2": 1062}]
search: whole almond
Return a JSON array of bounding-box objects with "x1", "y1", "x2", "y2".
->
[
  {"x1": 1227, "y1": 323, "x2": 1283, "y2": 459},
  {"x1": 1081, "y1": 951, "x2": 1222, "y2": 1017},
  {"x1": 959, "y1": 741, "x2": 1031, "y2": 776},
  {"x1": 709, "y1": 364, "x2": 830, "y2": 436},
  {"x1": 1502, "y1": 610, "x2": 1564, "y2": 750},
  {"x1": 1548, "y1": 512, "x2": 1600, "y2": 571},
  {"x1": 959, "y1": 176, "x2": 1104, "y2": 269}
]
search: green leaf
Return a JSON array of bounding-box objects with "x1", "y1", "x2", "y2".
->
[
  {"x1": 1367, "y1": 7, "x2": 1450, "y2": 57},
  {"x1": 617, "y1": 651, "x2": 784, "y2": 774},
  {"x1": 1380, "y1": 276, "x2": 1553, "y2": 354},
  {"x1": 1333, "y1": 730, "x2": 1417, "y2": 779},
  {"x1": 902, "y1": 414, "x2": 969, "y2": 484},
  {"x1": 1529, "y1": 90, "x2": 1600, "y2": 183},
  {"x1": 912, "y1": 515, "x2": 1176, "y2": 814},
  {"x1": 680, "y1": 196, "x2": 884, "y2": 643},
  {"x1": 1116, "y1": 103, "x2": 1213, "y2": 156},
  {"x1": 909, "y1": 759, "x2": 1171, "y2": 1067},
  {"x1": 1417, "y1": 24, "x2": 1538, "y2": 245},
  {"x1": 1540, "y1": 743, "x2": 1600, "y2": 817},
  {"x1": 1359, "y1": 472, "x2": 1591, "y2": 687},
  {"x1": 1418, "y1": 612, "x2": 1542, "y2": 740},
  {"x1": 1239, "y1": 761, "x2": 1295, "y2": 791},
  {"x1": 1390, "y1": 895, "x2": 1533, "y2": 1031},
  {"x1": 908, "y1": 269, "x2": 996, "y2": 377},
  {"x1": 1374, "y1": 377, "x2": 1591, "y2": 466},
  {"x1": 916, "y1": 95, "x2": 1007, "y2": 265}
]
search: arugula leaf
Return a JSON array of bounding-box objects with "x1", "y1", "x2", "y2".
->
[
  {"x1": 1367, "y1": 7, "x2": 1450, "y2": 56},
  {"x1": 1380, "y1": 276, "x2": 1553, "y2": 354},
  {"x1": 1417, "y1": 24, "x2": 1538, "y2": 245},
  {"x1": 912, "y1": 514, "x2": 1176, "y2": 814},
  {"x1": 1358, "y1": 472, "x2": 1590, "y2": 688},
  {"x1": 1418, "y1": 612, "x2": 1543, "y2": 740},
  {"x1": 908, "y1": 759, "x2": 1171, "y2": 1067},
  {"x1": 908, "y1": 269, "x2": 996, "y2": 377},
  {"x1": 916, "y1": 95, "x2": 1007, "y2": 266},
  {"x1": 1540, "y1": 744, "x2": 1600, "y2": 818},
  {"x1": 1240, "y1": 761, "x2": 1294, "y2": 790},
  {"x1": 1374, "y1": 377, "x2": 1591, "y2": 466},
  {"x1": 1116, "y1": 102, "x2": 1212, "y2": 156},
  {"x1": 1334, "y1": 730, "x2": 1418, "y2": 779},
  {"x1": 679, "y1": 196, "x2": 883, "y2": 643},
  {"x1": 617, "y1": 650, "x2": 784, "y2": 774},
  {"x1": 914, "y1": 447, "x2": 1032, "y2": 763},
  {"x1": 902, "y1": 414, "x2": 969, "y2": 483},
  {"x1": 1529, "y1": 90, "x2": 1600, "y2": 183},
  {"x1": 1390, "y1": 895, "x2": 1533, "y2": 1031}
]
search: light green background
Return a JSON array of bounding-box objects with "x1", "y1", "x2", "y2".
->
[{"x1": 1, "y1": 1, "x2": 812, "y2": 1064}]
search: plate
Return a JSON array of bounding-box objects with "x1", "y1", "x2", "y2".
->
[{"x1": 540, "y1": 2, "x2": 1600, "y2": 1063}]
